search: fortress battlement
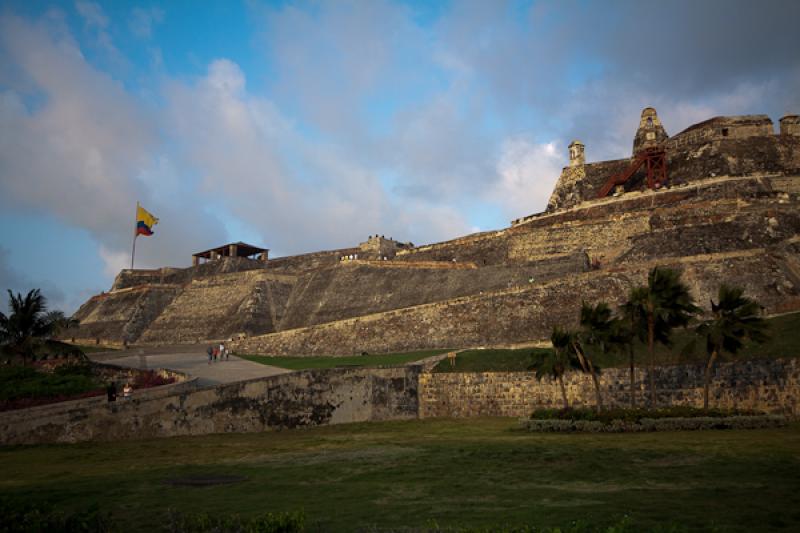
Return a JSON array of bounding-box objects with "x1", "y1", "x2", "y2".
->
[{"x1": 71, "y1": 108, "x2": 800, "y2": 353}]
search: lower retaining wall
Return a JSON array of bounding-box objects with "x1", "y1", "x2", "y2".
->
[
  {"x1": 0, "y1": 366, "x2": 420, "y2": 445},
  {"x1": 419, "y1": 358, "x2": 800, "y2": 417},
  {"x1": 2, "y1": 358, "x2": 796, "y2": 445}
]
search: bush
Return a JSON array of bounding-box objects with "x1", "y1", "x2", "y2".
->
[
  {"x1": 0, "y1": 364, "x2": 104, "y2": 411},
  {"x1": 529, "y1": 406, "x2": 761, "y2": 425},
  {"x1": 522, "y1": 414, "x2": 788, "y2": 433},
  {"x1": 132, "y1": 370, "x2": 176, "y2": 389},
  {"x1": 0, "y1": 498, "x2": 112, "y2": 533},
  {"x1": 166, "y1": 509, "x2": 305, "y2": 533}
]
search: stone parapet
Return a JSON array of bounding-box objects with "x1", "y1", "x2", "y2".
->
[{"x1": 419, "y1": 358, "x2": 800, "y2": 418}]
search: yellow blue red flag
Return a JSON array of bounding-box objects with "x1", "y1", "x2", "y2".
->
[{"x1": 136, "y1": 204, "x2": 159, "y2": 236}]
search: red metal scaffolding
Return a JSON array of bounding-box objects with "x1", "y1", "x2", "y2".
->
[{"x1": 597, "y1": 146, "x2": 667, "y2": 199}]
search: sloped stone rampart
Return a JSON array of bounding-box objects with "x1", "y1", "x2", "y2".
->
[
  {"x1": 0, "y1": 366, "x2": 420, "y2": 445},
  {"x1": 138, "y1": 270, "x2": 296, "y2": 344},
  {"x1": 72, "y1": 286, "x2": 181, "y2": 344},
  {"x1": 419, "y1": 358, "x2": 800, "y2": 418},
  {"x1": 278, "y1": 253, "x2": 589, "y2": 331},
  {"x1": 232, "y1": 251, "x2": 800, "y2": 356}
]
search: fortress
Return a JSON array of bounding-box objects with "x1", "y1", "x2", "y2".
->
[{"x1": 72, "y1": 109, "x2": 800, "y2": 356}]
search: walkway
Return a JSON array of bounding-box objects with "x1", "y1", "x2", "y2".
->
[{"x1": 89, "y1": 345, "x2": 290, "y2": 387}]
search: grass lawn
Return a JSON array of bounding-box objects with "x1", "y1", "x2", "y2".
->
[
  {"x1": 241, "y1": 349, "x2": 451, "y2": 370},
  {"x1": 1, "y1": 418, "x2": 799, "y2": 531},
  {"x1": 435, "y1": 312, "x2": 800, "y2": 373}
]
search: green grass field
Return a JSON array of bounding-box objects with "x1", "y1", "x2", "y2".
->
[
  {"x1": 241, "y1": 349, "x2": 450, "y2": 370},
  {"x1": 1, "y1": 418, "x2": 799, "y2": 531},
  {"x1": 435, "y1": 312, "x2": 800, "y2": 373}
]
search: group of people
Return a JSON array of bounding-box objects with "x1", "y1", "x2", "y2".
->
[
  {"x1": 207, "y1": 342, "x2": 229, "y2": 364},
  {"x1": 106, "y1": 381, "x2": 133, "y2": 402}
]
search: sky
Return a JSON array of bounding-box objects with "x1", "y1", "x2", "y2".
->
[{"x1": 1, "y1": 0, "x2": 799, "y2": 315}]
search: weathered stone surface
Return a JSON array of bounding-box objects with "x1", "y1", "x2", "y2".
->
[
  {"x1": 2, "y1": 358, "x2": 795, "y2": 445},
  {"x1": 418, "y1": 358, "x2": 800, "y2": 418},
  {"x1": 138, "y1": 270, "x2": 296, "y2": 344},
  {"x1": 0, "y1": 366, "x2": 420, "y2": 445},
  {"x1": 71, "y1": 112, "x2": 800, "y2": 354}
]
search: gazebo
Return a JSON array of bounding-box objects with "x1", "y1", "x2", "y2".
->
[{"x1": 191, "y1": 242, "x2": 269, "y2": 265}]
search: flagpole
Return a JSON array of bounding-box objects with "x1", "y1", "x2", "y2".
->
[{"x1": 131, "y1": 201, "x2": 138, "y2": 269}]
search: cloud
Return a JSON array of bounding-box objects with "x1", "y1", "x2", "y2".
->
[
  {"x1": 75, "y1": 1, "x2": 108, "y2": 29},
  {"x1": 163, "y1": 59, "x2": 472, "y2": 254},
  {"x1": 129, "y1": 6, "x2": 164, "y2": 39},
  {"x1": 490, "y1": 138, "x2": 563, "y2": 219},
  {"x1": 0, "y1": 13, "x2": 227, "y2": 273}
]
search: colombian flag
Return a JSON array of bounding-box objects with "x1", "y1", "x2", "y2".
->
[{"x1": 136, "y1": 204, "x2": 159, "y2": 236}]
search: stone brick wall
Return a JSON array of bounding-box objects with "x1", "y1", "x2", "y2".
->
[
  {"x1": 0, "y1": 366, "x2": 420, "y2": 445},
  {"x1": 264, "y1": 247, "x2": 360, "y2": 274},
  {"x1": 277, "y1": 254, "x2": 589, "y2": 331},
  {"x1": 231, "y1": 251, "x2": 799, "y2": 356},
  {"x1": 543, "y1": 134, "x2": 800, "y2": 211},
  {"x1": 138, "y1": 270, "x2": 296, "y2": 344},
  {"x1": 72, "y1": 286, "x2": 181, "y2": 345},
  {"x1": 2, "y1": 357, "x2": 795, "y2": 445},
  {"x1": 419, "y1": 358, "x2": 800, "y2": 418}
]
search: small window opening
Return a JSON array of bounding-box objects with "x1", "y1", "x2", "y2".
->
[
  {"x1": 647, "y1": 117, "x2": 653, "y2": 126},
  {"x1": 722, "y1": 128, "x2": 729, "y2": 137}
]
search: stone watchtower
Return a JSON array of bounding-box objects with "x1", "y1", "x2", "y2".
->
[
  {"x1": 568, "y1": 140, "x2": 585, "y2": 167},
  {"x1": 780, "y1": 115, "x2": 800, "y2": 136},
  {"x1": 632, "y1": 107, "x2": 669, "y2": 155}
]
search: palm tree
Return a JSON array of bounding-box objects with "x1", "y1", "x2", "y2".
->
[
  {"x1": 575, "y1": 301, "x2": 617, "y2": 411},
  {"x1": 694, "y1": 285, "x2": 767, "y2": 409},
  {"x1": 0, "y1": 289, "x2": 65, "y2": 363},
  {"x1": 617, "y1": 298, "x2": 642, "y2": 407},
  {"x1": 531, "y1": 326, "x2": 582, "y2": 409},
  {"x1": 626, "y1": 267, "x2": 699, "y2": 407},
  {"x1": 43, "y1": 310, "x2": 80, "y2": 337}
]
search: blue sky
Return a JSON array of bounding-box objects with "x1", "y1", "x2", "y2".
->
[{"x1": 1, "y1": 0, "x2": 799, "y2": 314}]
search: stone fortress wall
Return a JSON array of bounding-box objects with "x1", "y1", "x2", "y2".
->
[
  {"x1": 72, "y1": 108, "x2": 800, "y2": 354},
  {"x1": 2, "y1": 357, "x2": 797, "y2": 445}
]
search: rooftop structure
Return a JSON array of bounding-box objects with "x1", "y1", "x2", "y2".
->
[{"x1": 192, "y1": 242, "x2": 269, "y2": 265}]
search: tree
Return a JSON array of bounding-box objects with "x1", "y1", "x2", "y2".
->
[
  {"x1": 43, "y1": 310, "x2": 80, "y2": 337},
  {"x1": 617, "y1": 298, "x2": 642, "y2": 407},
  {"x1": 693, "y1": 285, "x2": 767, "y2": 409},
  {"x1": 625, "y1": 267, "x2": 699, "y2": 407},
  {"x1": 574, "y1": 301, "x2": 617, "y2": 411},
  {"x1": 0, "y1": 289, "x2": 73, "y2": 363},
  {"x1": 531, "y1": 326, "x2": 582, "y2": 409}
]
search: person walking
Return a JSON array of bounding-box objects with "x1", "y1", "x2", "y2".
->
[
  {"x1": 123, "y1": 382, "x2": 132, "y2": 400},
  {"x1": 219, "y1": 342, "x2": 226, "y2": 361},
  {"x1": 213, "y1": 345, "x2": 218, "y2": 362},
  {"x1": 207, "y1": 345, "x2": 213, "y2": 365},
  {"x1": 106, "y1": 381, "x2": 117, "y2": 402}
]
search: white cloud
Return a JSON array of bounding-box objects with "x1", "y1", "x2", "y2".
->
[
  {"x1": 163, "y1": 58, "x2": 471, "y2": 253},
  {"x1": 99, "y1": 245, "x2": 129, "y2": 278},
  {"x1": 129, "y1": 6, "x2": 164, "y2": 39},
  {"x1": 75, "y1": 1, "x2": 108, "y2": 29},
  {"x1": 0, "y1": 13, "x2": 227, "y2": 274},
  {"x1": 489, "y1": 137, "x2": 564, "y2": 219}
]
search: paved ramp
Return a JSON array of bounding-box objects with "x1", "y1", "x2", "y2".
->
[{"x1": 89, "y1": 345, "x2": 290, "y2": 386}]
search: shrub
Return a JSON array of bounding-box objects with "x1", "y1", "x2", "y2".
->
[
  {"x1": 166, "y1": 509, "x2": 305, "y2": 533},
  {"x1": 529, "y1": 406, "x2": 761, "y2": 425},
  {"x1": 0, "y1": 364, "x2": 104, "y2": 411},
  {"x1": 132, "y1": 370, "x2": 176, "y2": 389},
  {"x1": 0, "y1": 498, "x2": 112, "y2": 533},
  {"x1": 522, "y1": 414, "x2": 788, "y2": 433}
]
